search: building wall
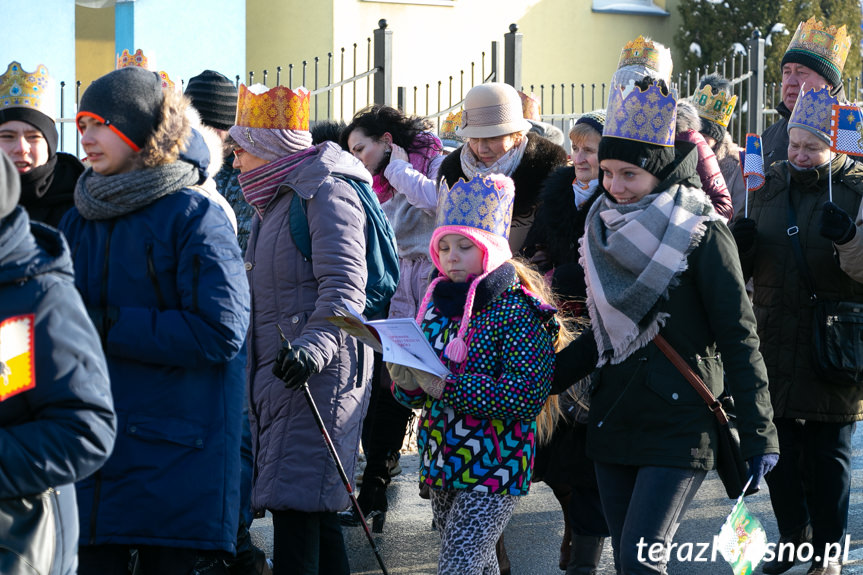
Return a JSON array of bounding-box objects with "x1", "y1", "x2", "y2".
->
[{"x1": 76, "y1": 5, "x2": 115, "y2": 90}]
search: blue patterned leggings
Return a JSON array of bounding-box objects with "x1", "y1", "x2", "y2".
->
[{"x1": 429, "y1": 488, "x2": 518, "y2": 575}]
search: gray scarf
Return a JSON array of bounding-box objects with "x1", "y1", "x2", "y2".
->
[
  {"x1": 74, "y1": 162, "x2": 199, "y2": 220},
  {"x1": 459, "y1": 135, "x2": 528, "y2": 180},
  {"x1": 580, "y1": 184, "x2": 720, "y2": 366}
]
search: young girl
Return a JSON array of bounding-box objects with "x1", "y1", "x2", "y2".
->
[{"x1": 388, "y1": 173, "x2": 568, "y2": 575}]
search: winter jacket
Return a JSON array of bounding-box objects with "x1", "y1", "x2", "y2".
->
[
  {"x1": 761, "y1": 102, "x2": 791, "y2": 167},
  {"x1": 19, "y1": 152, "x2": 84, "y2": 228},
  {"x1": 246, "y1": 142, "x2": 373, "y2": 514},
  {"x1": 736, "y1": 156, "x2": 863, "y2": 422},
  {"x1": 553, "y1": 142, "x2": 778, "y2": 469},
  {"x1": 392, "y1": 265, "x2": 558, "y2": 496},
  {"x1": 60, "y1": 181, "x2": 250, "y2": 552},
  {"x1": 215, "y1": 157, "x2": 254, "y2": 255},
  {"x1": 439, "y1": 133, "x2": 567, "y2": 253},
  {"x1": 525, "y1": 165, "x2": 602, "y2": 271},
  {"x1": 381, "y1": 155, "x2": 442, "y2": 260},
  {"x1": 0, "y1": 206, "x2": 115, "y2": 575},
  {"x1": 676, "y1": 100, "x2": 733, "y2": 220}
]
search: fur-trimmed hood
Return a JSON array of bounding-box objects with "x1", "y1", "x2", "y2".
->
[
  {"x1": 438, "y1": 132, "x2": 567, "y2": 217},
  {"x1": 138, "y1": 89, "x2": 192, "y2": 169},
  {"x1": 675, "y1": 99, "x2": 702, "y2": 134},
  {"x1": 714, "y1": 131, "x2": 740, "y2": 165}
]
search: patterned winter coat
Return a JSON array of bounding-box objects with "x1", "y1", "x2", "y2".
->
[{"x1": 392, "y1": 265, "x2": 558, "y2": 496}]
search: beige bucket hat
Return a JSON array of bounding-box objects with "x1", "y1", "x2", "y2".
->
[{"x1": 457, "y1": 82, "x2": 531, "y2": 138}]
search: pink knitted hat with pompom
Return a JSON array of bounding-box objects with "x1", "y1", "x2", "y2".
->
[{"x1": 418, "y1": 174, "x2": 515, "y2": 363}]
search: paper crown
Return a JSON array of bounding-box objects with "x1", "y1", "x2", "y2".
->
[
  {"x1": 518, "y1": 91, "x2": 541, "y2": 121},
  {"x1": 788, "y1": 85, "x2": 840, "y2": 143},
  {"x1": 617, "y1": 36, "x2": 673, "y2": 80},
  {"x1": 0, "y1": 61, "x2": 55, "y2": 118},
  {"x1": 436, "y1": 174, "x2": 515, "y2": 240},
  {"x1": 440, "y1": 110, "x2": 465, "y2": 142},
  {"x1": 604, "y1": 82, "x2": 677, "y2": 147},
  {"x1": 116, "y1": 49, "x2": 175, "y2": 92},
  {"x1": 785, "y1": 18, "x2": 851, "y2": 80},
  {"x1": 234, "y1": 84, "x2": 310, "y2": 130},
  {"x1": 691, "y1": 84, "x2": 737, "y2": 128}
]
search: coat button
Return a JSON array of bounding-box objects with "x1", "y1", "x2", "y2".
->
[
  {"x1": 129, "y1": 426, "x2": 137, "y2": 433},
  {"x1": 671, "y1": 393, "x2": 679, "y2": 400},
  {"x1": 244, "y1": 262, "x2": 253, "y2": 271},
  {"x1": 291, "y1": 316, "x2": 300, "y2": 324}
]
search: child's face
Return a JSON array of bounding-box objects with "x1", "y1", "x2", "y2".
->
[
  {"x1": 437, "y1": 233, "x2": 484, "y2": 282},
  {"x1": 78, "y1": 115, "x2": 137, "y2": 176}
]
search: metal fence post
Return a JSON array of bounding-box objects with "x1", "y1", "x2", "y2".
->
[
  {"x1": 489, "y1": 40, "x2": 500, "y2": 83},
  {"x1": 504, "y1": 23, "x2": 522, "y2": 89},
  {"x1": 397, "y1": 86, "x2": 406, "y2": 112},
  {"x1": 374, "y1": 19, "x2": 393, "y2": 107},
  {"x1": 748, "y1": 29, "x2": 765, "y2": 135}
]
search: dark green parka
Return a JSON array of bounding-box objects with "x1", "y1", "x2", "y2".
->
[
  {"x1": 554, "y1": 142, "x2": 778, "y2": 470},
  {"x1": 737, "y1": 155, "x2": 863, "y2": 422}
]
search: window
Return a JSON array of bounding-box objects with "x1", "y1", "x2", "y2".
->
[{"x1": 592, "y1": 0, "x2": 668, "y2": 15}]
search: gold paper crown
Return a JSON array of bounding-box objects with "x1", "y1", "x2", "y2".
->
[
  {"x1": 786, "y1": 18, "x2": 851, "y2": 77},
  {"x1": 0, "y1": 61, "x2": 55, "y2": 118},
  {"x1": 116, "y1": 49, "x2": 176, "y2": 92},
  {"x1": 691, "y1": 85, "x2": 737, "y2": 128},
  {"x1": 618, "y1": 36, "x2": 671, "y2": 75},
  {"x1": 440, "y1": 110, "x2": 464, "y2": 140},
  {"x1": 116, "y1": 48, "x2": 149, "y2": 70},
  {"x1": 235, "y1": 84, "x2": 310, "y2": 130},
  {"x1": 518, "y1": 91, "x2": 541, "y2": 121}
]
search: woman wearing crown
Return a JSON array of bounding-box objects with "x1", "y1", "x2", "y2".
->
[
  {"x1": 732, "y1": 84, "x2": 863, "y2": 575},
  {"x1": 0, "y1": 61, "x2": 84, "y2": 228},
  {"x1": 551, "y1": 76, "x2": 778, "y2": 574}
]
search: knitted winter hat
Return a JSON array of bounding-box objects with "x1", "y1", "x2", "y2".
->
[
  {"x1": 0, "y1": 150, "x2": 21, "y2": 219},
  {"x1": 781, "y1": 18, "x2": 850, "y2": 89},
  {"x1": 574, "y1": 109, "x2": 606, "y2": 136},
  {"x1": 185, "y1": 70, "x2": 238, "y2": 131},
  {"x1": 76, "y1": 66, "x2": 164, "y2": 151},
  {"x1": 422, "y1": 173, "x2": 515, "y2": 363}
]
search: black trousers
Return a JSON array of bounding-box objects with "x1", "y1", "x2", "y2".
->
[
  {"x1": 271, "y1": 509, "x2": 349, "y2": 575},
  {"x1": 78, "y1": 545, "x2": 208, "y2": 575},
  {"x1": 361, "y1": 352, "x2": 412, "y2": 481}
]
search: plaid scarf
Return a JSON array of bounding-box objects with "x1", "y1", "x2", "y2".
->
[{"x1": 580, "y1": 184, "x2": 720, "y2": 366}]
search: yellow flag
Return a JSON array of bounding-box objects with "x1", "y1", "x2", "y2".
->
[{"x1": 0, "y1": 314, "x2": 35, "y2": 401}]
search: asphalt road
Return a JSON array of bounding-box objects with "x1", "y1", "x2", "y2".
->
[{"x1": 251, "y1": 427, "x2": 863, "y2": 575}]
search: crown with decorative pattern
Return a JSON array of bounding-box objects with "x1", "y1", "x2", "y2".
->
[
  {"x1": 439, "y1": 109, "x2": 465, "y2": 148},
  {"x1": 690, "y1": 84, "x2": 737, "y2": 128},
  {"x1": 788, "y1": 85, "x2": 840, "y2": 143},
  {"x1": 234, "y1": 84, "x2": 310, "y2": 130},
  {"x1": 617, "y1": 36, "x2": 673, "y2": 80},
  {"x1": 436, "y1": 174, "x2": 514, "y2": 240},
  {"x1": 116, "y1": 49, "x2": 176, "y2": 92},
  {"x1": 604, "y1": 81, "x2": 677, "y2": 147},
  {"x1": 0, "y1": 61, "x2": 55, "y2": 118},
  {"x1": 784, "y1": 18, "x2": 851, "y2": 87},
  {"x1": 518, "y1": 91, "x2": 541, "y2": 121}
]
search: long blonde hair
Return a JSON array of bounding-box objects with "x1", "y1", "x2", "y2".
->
[{"x1": 509, "y1": 258, "x2": 578, "y2": 445}]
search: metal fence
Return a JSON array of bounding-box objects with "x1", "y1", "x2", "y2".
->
[{"x1": 58, "y1": 25, "x2": 853, "y2": 156}]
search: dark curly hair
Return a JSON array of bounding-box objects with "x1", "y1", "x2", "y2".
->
[{"x1": 339, "y1": 105, "x2": 437, "y2": 156}]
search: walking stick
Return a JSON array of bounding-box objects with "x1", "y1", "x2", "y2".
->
[{"x1": 278, "y1": 329, "x2": 390, "y2": 575}]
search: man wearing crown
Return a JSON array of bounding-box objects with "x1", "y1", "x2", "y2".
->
[
  {"x1": 762, "y1": 18, "x2": 851, "y2": 165},
  {"x1": 0, "y1": 61, "x2": 84, "y2": 227},
  {"x1": 231, "y1": 83, "x2": 373, "y2": 575}
]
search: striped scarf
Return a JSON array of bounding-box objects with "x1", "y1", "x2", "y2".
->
[
  {"x1": 238, "y1": 146, "x2": 318, "y2": 217},
  {"x1": 580, "y1": 184, "x2": 720, "y2": 366}
]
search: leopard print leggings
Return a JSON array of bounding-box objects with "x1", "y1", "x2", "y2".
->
[{"x1": 430, "y1": 489, "x2": 518, "y2": 575}]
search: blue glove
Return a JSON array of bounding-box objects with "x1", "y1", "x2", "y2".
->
[{"x1": 747, "y1": 453, "x2": 779, "y2": 492}]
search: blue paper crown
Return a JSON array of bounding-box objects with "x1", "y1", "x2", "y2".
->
[
  {"x1": 604, "y1": 82, "x2": 677, "y2": 147},
  {"x1": 788, "y1": 85, "x2": 840, "y2": 143},
  {"x1": 436, "y1": 175, "x2": 515, "y2": 240}
]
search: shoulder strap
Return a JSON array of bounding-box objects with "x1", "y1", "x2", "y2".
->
[
  {"x1": 653, "y1": 334, "x2": 729, "y2": 425},
  {"x1": 784, "y1": 169, "x2": 817, "y2": 302},
  {"x1": 288, "y1": 193, "x2": 312, "y2": 261}
]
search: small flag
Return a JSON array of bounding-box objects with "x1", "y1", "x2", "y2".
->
[
  {"x1": 742, "y1": 134, "x2": 765, "y2": 192},
  {"x1": 716, "y1": 496, "x2": 769, "y2": 575},
  {"x1": 0, "y1": 314, "x2": 35, "y2": 402},
  {"x1": 830, "y1": 104, "x2": 863, "y2": 157}
]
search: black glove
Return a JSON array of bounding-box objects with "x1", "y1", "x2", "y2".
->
[
  {"x1": 273, "y1": 340, "x2": 318, "y2": 389},
  {"x1": 731, "y1": 218, "x2": 757, "y2": 254},
  {"x1": 86, "y1": 305, "x2": 118, "y2": 343},
  {"x1": 819, "y1": 201, "x2": 857, "y2": 245}
]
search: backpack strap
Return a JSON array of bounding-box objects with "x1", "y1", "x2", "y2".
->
[{"x1": 288, "y1": 193, "x2": 312, "y2": 262}]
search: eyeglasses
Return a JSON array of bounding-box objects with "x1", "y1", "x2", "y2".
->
[{"x1": 231, "y1": 146, "x2": 246, "y2": 158}]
